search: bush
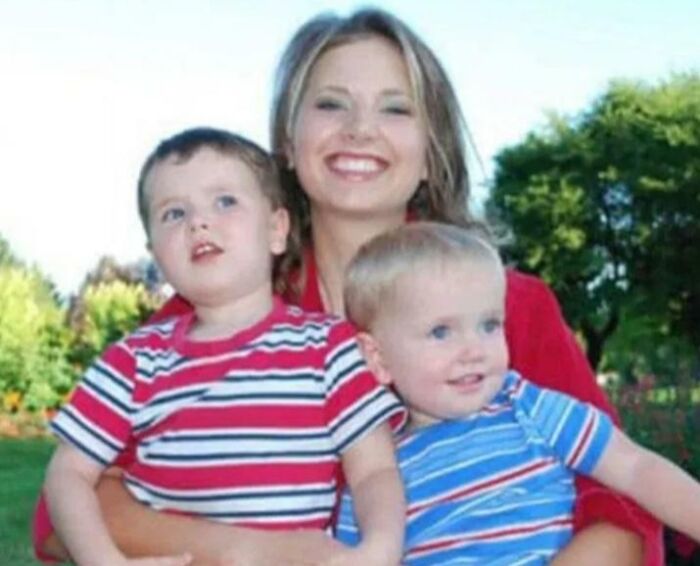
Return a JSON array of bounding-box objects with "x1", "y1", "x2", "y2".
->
[
  {"x1": 68, "y1": 279, "x2": 159, "y2": 373},
  {"x1": 609, "y1": 380, "x2": 700, "y2": 564},
  {"x1": 0, "y1": 266, "x2": 74, "y2": 412}
]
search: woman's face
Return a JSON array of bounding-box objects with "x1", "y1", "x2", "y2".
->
[{"x1": 290, "y1": 36, "x2": 429, "y2": 221}]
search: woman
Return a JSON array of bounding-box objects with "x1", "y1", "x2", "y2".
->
[{"x1": 36, "y1": 8, "x2": 662, "y2": 565}]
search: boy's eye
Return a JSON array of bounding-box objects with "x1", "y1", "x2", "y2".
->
[
  {"x1": 480, "y1": 318, "x2": 503, "y2": 334},
  {"x1": 216, "y1": 195, "x2": 237, "y2": 209},
  {"x1": 429, "y1": 324, "x2": 450, "y2": 340},
  {"x1": 161, "y1": 207, "x2": 185, "y2": 223}
]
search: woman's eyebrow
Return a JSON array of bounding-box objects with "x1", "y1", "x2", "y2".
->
[
  {"x1": 315, "y1": 85, "x2": 410, "y2": 97},
  {"x1": 315, "y1": 85, "x2": 349, "y2": 95}
]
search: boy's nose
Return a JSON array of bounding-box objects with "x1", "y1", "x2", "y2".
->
[
  {"x1": 458, "y1": 336, "x2": 485, "y2": 363},
  {"x1": 189, "y1": 213, "x2": 209, "y2": 232}
]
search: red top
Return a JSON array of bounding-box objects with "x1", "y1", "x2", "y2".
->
[{"x1": 33, "y1": 259, "x2": 663, "y2": 564}]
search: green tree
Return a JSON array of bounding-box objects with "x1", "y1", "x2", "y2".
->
[
  {"x1": 0, "y1": 262, "x2": 73, "y2": 411},
  {"x1": 0, "y1": 233, "x2": 20, "y2": 268},
  {"x1": 487, "y1": 73, "x2": 700, "y2": 370},
  {"x1": 68, "y1": 256, "x2": 163, "y2": 371}
]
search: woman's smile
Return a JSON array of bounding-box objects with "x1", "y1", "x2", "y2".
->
[
  {"x1": 291, "y1": 36, "x2": 428, "y2": 219},
  {"x1": 325, "y1": 152, "x2": 389, "y2": 181}
]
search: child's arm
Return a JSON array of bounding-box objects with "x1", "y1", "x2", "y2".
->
[
  {"x1": 592, "y1": 427, "x2": 700, "y2": 543},
  {"x1": 339, "y1": 422, "x2": 405, "y2": 566},
  {"x1": 45, "y1": 443, "x2": 191, "y2": 566}
]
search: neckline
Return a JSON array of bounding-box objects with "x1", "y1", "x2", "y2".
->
[{"x1": 172, "y1": 296, "x2": 286, "y2": 357}]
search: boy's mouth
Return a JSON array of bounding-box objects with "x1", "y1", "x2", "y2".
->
[
  {"x1": 191, "y1": 242, "x2": 223, "y2": 261},
  {"x1": 447, "y1": 374, "x2": 485, "y2": 392}
]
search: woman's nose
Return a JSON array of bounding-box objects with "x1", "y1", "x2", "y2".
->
[{"x1": 343, "y1": 107, "x2": 377, "y2": 141}]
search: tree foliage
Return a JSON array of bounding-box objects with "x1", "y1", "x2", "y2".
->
[
  {"x1": 487, "y1": 73, "x2": 700, "y2": 370},
  {"x1": 0, "y1": 264, "x2": 73, "y2": 410},
  {"x1": 0, "y1": 240, "x2": 163, "y2": 412},
  {"x1": 67, "y1": 256, "x2": 162, "y2": 371}
]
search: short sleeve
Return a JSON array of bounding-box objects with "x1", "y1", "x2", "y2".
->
[
  {"x1": 514, "y1": 375, "x2": 614, "y2": 475},
  {"x1": 322, "y1": 320, "x2": 405, "y2": 453},
  {"x1": 50, "y1": 341, "x2": 137, "y2": 467}
]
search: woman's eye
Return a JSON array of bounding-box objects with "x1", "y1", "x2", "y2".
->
[
  {"x1": 383, "y1": 104, "x2": 412, "y2": 116},
  {"x1": 315, "y1": 97, "x2": 345, "y2": 111},
  {"x1": 429, "y1": 324, "x2": 450, "y2": 340},
  {"x1": 161, "y1": 207, "x2": 185, "y2": 223},
  {"x1": 216, "y1": 195, "x2": 237, "y2": 209}
]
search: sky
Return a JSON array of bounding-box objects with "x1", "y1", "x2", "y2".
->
[{"x1": 1, "y1": 0, "x2": 698, "y2": 298}]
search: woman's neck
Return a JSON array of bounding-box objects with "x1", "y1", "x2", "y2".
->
[{"x1": 311, "y1": 209, "x2": 405, "y2": 316}]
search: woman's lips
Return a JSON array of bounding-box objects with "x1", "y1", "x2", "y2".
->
[{"x1": 325, "y1": 153, "x2": 388, "y2": 180}]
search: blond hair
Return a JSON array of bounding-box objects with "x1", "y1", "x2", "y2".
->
[{"x1": 344, "y1": 222, "x2": 501, "y2": 330}]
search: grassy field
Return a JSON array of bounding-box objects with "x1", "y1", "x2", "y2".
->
[{"x1": 0, "y1": 438, "x2": 54, "y2": 566}]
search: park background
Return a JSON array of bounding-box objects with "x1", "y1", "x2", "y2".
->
[{"x1": 1, "y1": 1, "x2": 698, "y2": 564}]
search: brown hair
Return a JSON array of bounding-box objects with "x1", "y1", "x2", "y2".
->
[
  {"x1": 137, "y1": 127, "x2": 299, "y2": 296},
  {"x1": 344, "y1": 222, "x2": 500, "y2": 331},
  {"x1": 270, "y1": 8, "x2": 479, "y2": 287}
]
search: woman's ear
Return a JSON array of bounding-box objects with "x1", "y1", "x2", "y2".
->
[{"x1": 357, "y1": 332, "x2": 392, "y2": 385}]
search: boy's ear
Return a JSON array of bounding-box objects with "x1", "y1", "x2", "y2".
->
[
  {"x1": 357, "y1": 332, "x2": 392, "y2": 385},
  {"x1": 269, "y1": 207, "x2": 290, "y2": 256}
]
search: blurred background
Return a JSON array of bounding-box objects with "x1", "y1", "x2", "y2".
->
[{"x1": 1, "y1": 1, "x2": 698, "y2": 564}]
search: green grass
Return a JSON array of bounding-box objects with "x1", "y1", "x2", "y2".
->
[{"x1": 0, "y1": 438, "x2": 55, "y2": 566}]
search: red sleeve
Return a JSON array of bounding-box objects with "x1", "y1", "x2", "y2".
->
[{"x1": 505, "y1": 269, "x2": 663, "y2": 566}]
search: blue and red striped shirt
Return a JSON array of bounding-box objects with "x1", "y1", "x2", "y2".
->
[{"x1": 336, "y1": 370, "x2": 613, "y2": 564}]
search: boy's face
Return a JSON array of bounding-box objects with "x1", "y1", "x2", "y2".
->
[
  {"x1": 145, "y1": 147, "x2": 288, "y2": 308},
  {"x1": 367, "y1": 257, "x2": 509, "y2": 429}
]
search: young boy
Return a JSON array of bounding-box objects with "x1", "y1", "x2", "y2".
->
[
  {"x1": 44, "y1": 127, "x2": 406, "y2": 566},
  {"x1": 336, "y1": 221, "x2": 700, "y2": 565}
]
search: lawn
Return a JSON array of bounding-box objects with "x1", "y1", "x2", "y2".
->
[{"x1": 0, "y1": 438, "x2": 55, "y2": 566}]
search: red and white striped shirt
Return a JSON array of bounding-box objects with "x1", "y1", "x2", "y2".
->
[{"x1": 52, "y1": 298, "x2": 404, "y2": 530}]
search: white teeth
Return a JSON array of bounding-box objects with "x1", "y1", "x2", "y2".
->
[
  {"x1": 332, "y1": 156, "x2": 383, "y2": 173},
  {"x1": 193, "y1": 243, "x2": 217, "y2": 257}
]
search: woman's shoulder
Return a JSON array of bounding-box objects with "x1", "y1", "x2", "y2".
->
[{"x1": 505, "y1": 268, "x2": 561, "y2": 318}]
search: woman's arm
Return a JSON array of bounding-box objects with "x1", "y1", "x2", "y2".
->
[
  {"x1": 504, "y1": 270, "x2": 663, "y2": 566},
  {"x1": 38, "y1": 474, "x2": 346, "y2": 566},
  {"x1": 550, "y1": 523, "x2": 644, "y2": 566}
]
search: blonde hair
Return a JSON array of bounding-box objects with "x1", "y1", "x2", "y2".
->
[
  {"x1": 344, "y1": 222, "x2": 501, "y2": 330},
  {"x1": 271, "y1": 8, "x2": 479, "y2": 289}
]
